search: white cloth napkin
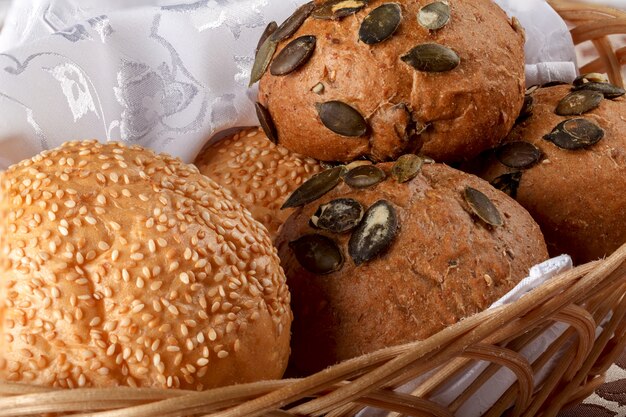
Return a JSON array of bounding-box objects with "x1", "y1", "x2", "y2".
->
[
  {"x1": 0, "y1": 0, "x2": 576, "y2": 170},
  {"x1": 494, "y1": 0, "x2": 577, "y2": 87}
]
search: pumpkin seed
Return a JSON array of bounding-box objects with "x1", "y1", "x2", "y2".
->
[
  {"x1": 517, "y1": 95, "x2": 534, "y2": 122},
  {"x1": 317, "y1": 101, "x2": 368, "y2": 137},
  {"x1": 555, "y1": 90, "x2": 603, "y2": 116},
  {"x1": 256, "y1": 21, "x2": 278, "y2": 53},
  {"x1": 290, "y1": 234, "x2": 344, "y2": 275},
  {"x1": 511, "y1": 16, "x2": 524, "y2": 35},
  {"x1": 310, "y1": 198, "x2": 364, "y2": 233},
  {"x1": 349, "y1": 200, "x2": 398, "y2": 265},
  {"x1": 270, "y1": 35, "x2": 316, "y2": 76},
  {"x1": 320, "y1": 161, "x2": 342, "y2": 170},
  {"x1": 271, "y1": 1, "x2": 316, "y2": 42},
  {"x1": 313, "y1": 0, "x2": 367, "y2": 20},
  {"x1": 418, "y1": 1, "x2": 450, "y2": 31},
  {"x1": 401, "y1": 43, "x2": 460, "y2": 72},
  {"x1": 249, "y1": 36, "x2": 278, "y2": 86},
  {"x1": 281, "y1": 166, "x2": 346, "y2": 209},
  {"x1": 343, "y1": 165, "x2": 386, "y2": 188},
  {"x1": 573, "y1": 82, "x2": 626, "y2": 99},
  {"x1": 391, "y1": 154, "x2": 424, "y2": 183},
  {"x1": 359, "y1": 3, "x2": 402, "y2": 45},
  {"x1": 255, "y1": 102, "x2": 278, "y2": 144},
  {"x1": 573, "y1": 73, "x2": 608, "y2": 86},
  {"x1": 495, "y1": 141, "x2": 542, "y2": 169},
  {"x1": 543, "y1": 118, "x2": 605, "y2": 150},
  {"x1": 491, "y1": 172, "x2": 522, "y2": 199},
  {"x1": 463, "y1": 187, "x2": 503, "y2": 227}
]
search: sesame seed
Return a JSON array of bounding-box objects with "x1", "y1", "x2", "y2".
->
[
  {"x1": 208, "y1": 328, "x2": 217, "y2": 341},
  {"x1": 107, "y1": 344, "x2": 117, "y2": 356}
]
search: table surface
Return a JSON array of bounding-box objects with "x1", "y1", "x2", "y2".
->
[{"x1": 558, "y1": 349, "x2": 626, "y2": 417}]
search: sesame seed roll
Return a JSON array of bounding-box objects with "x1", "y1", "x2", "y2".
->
[
  {"x1": 195, "y1": 127, "x2": 322, "y2": 240},
  {"x1": 0, "y1": 140, "x2": 291, "y2": 390}
]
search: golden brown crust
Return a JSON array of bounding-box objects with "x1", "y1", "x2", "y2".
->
[
  {"x1": 0, "y1": 141, "x2": 291, "y2": 390},
  {"x1": 467, "y1": 85, "x2": 626, "y2": 264},
  {"x1": 276, "y1": 163, "x2": 547, "y2": 375},
  {"x1": 194, "y1": 128, "x2": 322, "y2": 239},
  {"x1": 258, "y1": 0, "x2": 525, "y2": 163}
]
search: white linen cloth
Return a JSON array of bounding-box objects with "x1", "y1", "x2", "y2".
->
[{"x1": 0, "y1": 0, "x2": 576, "y2": 170}]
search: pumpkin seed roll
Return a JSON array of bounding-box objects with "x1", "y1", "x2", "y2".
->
[
  {"x1": 276, "y1": 161, "x2": 547, "y2": 375},
  {"x1": 466, "y1": 80, "x2": 626, "y2": 264},
  {"x1": 252, "y1": 0, "x2": 526, "y2": 163}
]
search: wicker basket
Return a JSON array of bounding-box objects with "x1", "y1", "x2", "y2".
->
[{"x1": 1, "y1": 1, "x2": 626, "y2": 416}]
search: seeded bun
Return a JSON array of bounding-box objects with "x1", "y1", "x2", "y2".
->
[
  {"x1": 0, "y1": 141, "x2": 291, "y2": 390},
  {"x1": 466, "y1": 82, "x2": 626, "y2": 264},
  {"x1": 194, "y1": 127, "x2": 322, "y2": 239},
  {"x1": 255, "y1": 0, "x2": 525, "y2": 163},
  {"x1": 275, "y1": 162, "x2": 547, "y2": 375}
]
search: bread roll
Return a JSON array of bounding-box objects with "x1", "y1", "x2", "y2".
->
[
  {"x1": 0, "y1": 141, "x2": 291, "y2": 390},
  {"x1": 195, "y1": 127, "x2": 322, "y2": 239},
  {"x1": 276, "y1": 161, "x2": 547, "y2": 375},
  {"x1": 465, "y1": 83, "x2": 626, "y2": 264},
  {"x1": 255, "y1": 0, "x2": 525, "y2": 163}
]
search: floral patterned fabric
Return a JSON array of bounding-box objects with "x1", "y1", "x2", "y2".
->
[{"x1": 559, "y1": 349, "x2": 626, "y2": 417}]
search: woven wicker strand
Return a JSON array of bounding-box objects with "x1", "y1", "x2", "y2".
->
[{"x1": 1, "y1": 1, "x2": 626, "y2": 416}]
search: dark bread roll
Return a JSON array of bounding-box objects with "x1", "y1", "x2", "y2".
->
[
  {"x1": 256, "y1": 0, "x2": 525, "y2": 163},
  {"x1": 466, "y1": 83, "x2": 626, "y2": 264},
  {"x1": 276, "y1": 162, "x2": 547, "y2": 375}
]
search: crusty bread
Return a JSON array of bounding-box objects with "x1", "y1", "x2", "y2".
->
[
  {"x1": 0, "y1": 140, "x2": 291, "y2": 390},
  {"x1": 257, "y1": 0, "x2": 525, "y2": 163},
  {"x1": 466, "y1": 84, "x2": 626, "y2": 264},
  {"x1": 195, "y1": 127, "x2": 322, "y2": 239},
  {"x1": 276, "y1": 162, "x2": 547, "y2": 375}
]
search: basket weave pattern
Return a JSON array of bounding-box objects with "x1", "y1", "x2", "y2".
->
[{"x1": 1, "y1": 1, "x2": 626, "y2": 416}]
